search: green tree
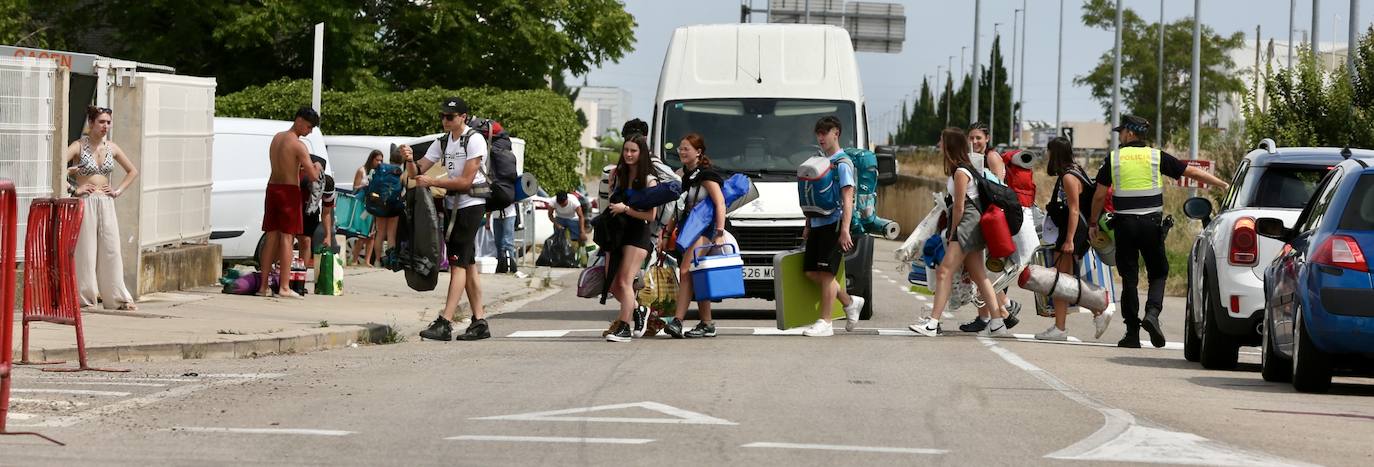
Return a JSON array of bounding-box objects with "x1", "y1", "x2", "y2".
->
[
  {"x1": 1075, "y1": 0, "x2": 1245, "y2": 146},
  {"x1": 16, "y1": 0, "x2": 636, "y2": 95}
]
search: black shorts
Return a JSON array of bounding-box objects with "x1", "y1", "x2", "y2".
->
[
  {"x1": 622, "y1": 218, "x2": 653, "y2": 253},
  {"x1": 803, "y1": 222, "x2": 843, "y2": 274},
  {"x1": 302, "y1": 212, "x2": 321, "y2": 239},
  {"x1": 445, "y1": 205, "x2": 486, "y2": 267}
]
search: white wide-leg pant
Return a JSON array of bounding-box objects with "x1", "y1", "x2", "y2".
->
[{"x1": 75, "y1": 194, "x2": 135, "y2": 309}]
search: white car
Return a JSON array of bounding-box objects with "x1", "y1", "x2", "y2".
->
[
  {"x1": 210, "y1": 117, "x2": 333, "y2": 260},
  {"x1": 1182, "y1": 139, "x2": 1344, "y2": 369}
]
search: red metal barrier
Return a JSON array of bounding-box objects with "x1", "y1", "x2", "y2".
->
[
  {"x1": 1, "y1": 181, "x2": 62, "y2": 444},
  {"x1": 18, "y1": 197, "x2": 125, "y2": 373}
]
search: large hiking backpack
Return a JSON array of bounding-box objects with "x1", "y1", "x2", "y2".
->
[
  {"x1": 842, "y1": 147, "x2": 898, "y2": 237},
  {"x1": 797, "y1": 152, "x2": 854, "y2": 218},
  {"x1": 364, "y1": 163, "x2": 405, "y2": 217},
  {"x1": 960, "y1": 163, "x2": 1024, "y2": 237},
  {"x1": 441, "y1": 117, "x2": 518, "y2": 213}
]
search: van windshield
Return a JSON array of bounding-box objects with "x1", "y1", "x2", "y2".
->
[{"x1": 661, "y1": 99, "x2": 857, "y2": 178}]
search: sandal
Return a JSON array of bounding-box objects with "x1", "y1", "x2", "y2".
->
[{"x1": 117, "y1": 302, "x2": 139, "y2": 311}]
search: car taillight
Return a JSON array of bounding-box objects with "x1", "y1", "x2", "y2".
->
[
  {"x1": 1312, "y1": 234, "x2": 1369, "y2": 272},
  {"x1": 1229, "y1": 217, "x2": 1258, "y2": 266}
]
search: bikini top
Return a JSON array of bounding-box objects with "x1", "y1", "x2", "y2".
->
[{"x1": 76, "y1": 136, "x2": 115, "y2": 176}]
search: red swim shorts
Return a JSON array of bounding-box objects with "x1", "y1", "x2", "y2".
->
[{"x1": 262, "y1": 183, "x2": 304, "y2": 235}]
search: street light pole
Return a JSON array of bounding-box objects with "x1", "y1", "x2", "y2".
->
[
  {"x1": 1313, "y1": 0, "x2": 1321, "y2": 58},
  {"x1": 992, "y1": 22, "x2": 1001, "y2": 143},
  {"x1": 1158, "y1": 0, "x2": 1165, "y2": 146},
  {"x1": 1056, "y1": 0, "x2": 1064, "y2": 136},
  {"x1": 971, "y1": 0, "x2": 982, "y2": 126},
  {"x1": 1289, "y1": 0, "x2": 1297, "y2": 67},
  {"x1": 947, "y1": 55, "x2": 955, "y2": 126},
  {"x1": 1011, "y1": 9, "x2": 1021, "y2": 147},
  {"x1": 1019, "y1": 0, "x2": 1027, "y2": 148},
  {"x1": 1349, "y1": 0, "x2": 1358, "y2": 82},
  {"x1": 1110, "y1": 0, "x2": 1123, "y2": 151},
  {"x1": 1191, "y1": 0, "x2": 1202, "y2": 161}
]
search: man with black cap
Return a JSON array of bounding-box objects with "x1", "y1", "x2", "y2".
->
[
  {"x1": 412, "y1": 97, "x2": 492, "y2": 341},
  {"x1": 1087, "y1": 115, "x2": 1229, "y2": 348}
]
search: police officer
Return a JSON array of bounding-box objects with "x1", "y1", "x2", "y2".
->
[{"x1": 1088, "y1": 116, "x2": 1229, "y2": 348}]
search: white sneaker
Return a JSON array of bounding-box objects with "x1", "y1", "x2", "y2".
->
[
  {"x1": 980, "y1": 318, "x2": 1012, "y2": 338},
  {"x1": 844, "y1": 297, "x2": 865, "y2": 332},
  {"x1": 908, "y1": 317, "x2": 941, "y2": 337},
  {"x1": 1093, "y1": 310, "x2": 1114, "y2": 339},
  {"x1": 803, "y1": 319, "x2": 834, "y2": 337},
  {"x1": 1035, "y1": 325, "x2": 1069, "y2": 341}
]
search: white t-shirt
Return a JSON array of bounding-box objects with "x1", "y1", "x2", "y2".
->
[
  {"x1": 948, "y1": 167, "x2": 980, "y2": 203},
  {"x1": 553, "y1": 196, "x2": 581, "y2": 220},
  {"x1": 423, "y1": 130, "x2": 488, "y2": 210}
]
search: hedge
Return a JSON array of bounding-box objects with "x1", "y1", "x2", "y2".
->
[{"x1": 216, "y1": 79, "x2": 583, "y2": 192}]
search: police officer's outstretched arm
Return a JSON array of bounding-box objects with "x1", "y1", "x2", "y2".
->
[{"x1": 1183, "y1": 165, "x2": 1230, "y2": 191}]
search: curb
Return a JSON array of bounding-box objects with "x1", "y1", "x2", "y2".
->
[{"x1": 21, "y1": 280, "x2": 565, "y2": 364}]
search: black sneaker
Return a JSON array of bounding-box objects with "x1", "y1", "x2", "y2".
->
[
  {"x1": 663, "y1": 317, "x2": 685, "y2": 339},
  {"x1": 1117, "y1": 326, "x2": 1142, "y2": 348},
  {"x1": 1141, "y1": 307, "x2": 1166, "y2": 348},
  {"x1": 632, "y1": 305, "x2": 649, "y2": 338},
  {"x1": 455, "y1": 318, "x2": 491, "y2": 341},
  {"x1": 684, "y1": 321, "x2": 716, "y2": 338},
  {"x1": 606, "y1": 321, "x2": 632, "y2": 342},
  {"x1": 959, "y1": 318, "x2": 989, "y2": 333},
  {"x1": 419, "y1": 316, "x2": 452, "y2": 341},
  {"x1": 1005, "y1": 302, "x2": 1021, "y2": 329}
]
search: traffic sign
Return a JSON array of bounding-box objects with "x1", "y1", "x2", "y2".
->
[{"x1": 1178, "y1": 160, "x2": 1213, "y2": 189}]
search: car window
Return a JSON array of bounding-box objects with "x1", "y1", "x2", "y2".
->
[
  {"x1": 1247, "y1": 164, "x2": 1329, "y2": 209},
  {"x1": 1298, "y1": 168, "x2": 1345, "y2": 232},
  {"x1": 1338, "y1": 173, "x2": 1374, "y2": 230},
  {"x1": 1223, "y1": 160, "x2": 1249, "y2": 209}
]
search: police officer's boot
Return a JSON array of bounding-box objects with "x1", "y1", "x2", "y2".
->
[
  {"x1": 1141, "y1": 305, "x2": 1166, "y2": 348},
  {"x1": 1117, "y1": 324, "x2": 1141, "y2": 348}
]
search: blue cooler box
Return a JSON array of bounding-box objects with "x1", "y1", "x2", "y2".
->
[
  {"x1": 335, "y1": 189, "x2": 375, "y2": 238},
  {"x1": 689, "y1": 244, "x2": 745, "y2": 301}
]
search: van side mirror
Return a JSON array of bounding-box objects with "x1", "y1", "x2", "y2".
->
[
  {"x1": 876, "y1": 153, "x2": 898, "y2": 186},
  {"x1": 1255, "y1": 217, "x2": 1294, "y2": 242},
  {"x1": 1183, "y1": 197, "x2": 1213, "y2": 225}
]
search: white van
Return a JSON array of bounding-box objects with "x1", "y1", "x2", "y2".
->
[
  {"x1": 210, "y1": 117, "x2": 333, "y2": 260},
  {"x1": 653, "y1": 24, "x2": 890, "y2": 317}
]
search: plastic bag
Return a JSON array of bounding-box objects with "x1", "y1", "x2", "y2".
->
[
  {"x1": 314, "y1": 250, "x2": 339, "y2": 296},
  {"x1": 895, "y1": 192, "x2": 946, "y2": 263},
  {"x1": 475, "y1": 223, "x2": 497, "y2": 258},
  {"x1": 637, "y1": 257, "x2": 679, "y2": 310}
]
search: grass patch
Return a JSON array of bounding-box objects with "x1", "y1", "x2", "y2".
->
[
  {"x1": 216, "y1": 329, "x2": 245, "y2": 335},
  {"x1": 318, "y1": 320, "x2": 329, "y2": 328}
]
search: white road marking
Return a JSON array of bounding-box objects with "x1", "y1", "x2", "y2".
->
[
  {"x1": 34, "y1": 380, "x2": 168, "y2": 387},
  {"x1": 473, "y1": 401, "x2": 737, "y2": 426},
  {"x1": 5, "y1": 413, "x2": 38, "y2": 421},
  {"x1": 164, "y1": 427, "x2": 354, "y2": 436},
  {"x1": 33, "y1": 376, "x2": 200, "y2": 383},
  {"x1": 886, "y1": 278, "x2": 897, "y2": 284},
  {"x1": 447, "y1": 435, "x2": 654, "y2": 445},
  {"x1": 11, "y1": 389, "x2": 131, "y2": 397},
  {"x1": 751, "y1": 328, "x2": 806, "y2": 336},
  {"x1": 878, "y1": 329, "x2": 918, "y2": 337},
  {"x1": 10, "y1": 373, "x2": 283, "y2": 428},
  {"x1": 507, "y1": 330, "x2": 573, "y2": 338},
  {"x1": 977, "y1": 337, "x2": 1312, "y2": 466},
  {"x1": 8, "y1": 398, "x2": 89, "y2": 408},
  {"x1": 742, "y1": 442, "x2": 946, "y2": 455}
]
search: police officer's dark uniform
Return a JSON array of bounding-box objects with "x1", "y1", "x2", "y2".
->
[{"x1": 1090, "y1": 116, "x2": 1189, "y2": 349}]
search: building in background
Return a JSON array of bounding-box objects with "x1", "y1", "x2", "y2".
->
[{"x1": 575, "y1": 86, "x2": 632, "y2": 137}]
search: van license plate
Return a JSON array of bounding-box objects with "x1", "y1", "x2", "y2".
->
[{"x1": 742, "y1": 266, "x2": 773, "y2": 280}]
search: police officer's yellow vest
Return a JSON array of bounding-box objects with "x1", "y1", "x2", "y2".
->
[{"x1": 1109, "y1": 146, "x2": 1164, "y2": 215}]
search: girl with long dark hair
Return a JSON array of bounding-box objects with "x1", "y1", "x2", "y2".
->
[
  {"x1": 659, "y1": 133, "x2": 727, "y2": 339},
  {"x1": 604, "y1": 136, "x2": 659, "y2": 342},
  {"x1": 1035, "y1": 137, "x2": 1113, "y2": 341}
]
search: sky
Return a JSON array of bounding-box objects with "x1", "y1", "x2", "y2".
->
[{"x1": 574, "y1": 0, "x2": 1374, "y2": 139}]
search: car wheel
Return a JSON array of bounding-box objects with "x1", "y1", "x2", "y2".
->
[
  {"x1": 1260, "y1": 308, "x2": 1291, "y2": 382},
  {"x1": 1292, "y1": 307, "x2": 1332, "y2": 393},
  {"x1": 1183, "y1": 272, "x2": 1202, "y2": 362},
  {"x1": 1200, "y1": 274, "x2": 1239, "y2": 370}
]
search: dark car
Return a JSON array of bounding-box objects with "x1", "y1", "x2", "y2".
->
[{"x1": 1258, "y1": 151, "x2": 1374, "y2": 393}]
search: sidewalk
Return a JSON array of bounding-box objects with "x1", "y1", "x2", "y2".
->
[{"x1": 7, "y1": 266, "x2": 569, "y2": 364}]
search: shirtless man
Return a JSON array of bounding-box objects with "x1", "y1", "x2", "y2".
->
[{"x1": 258, "y1": 107, "x2": 321, "y2": 298}]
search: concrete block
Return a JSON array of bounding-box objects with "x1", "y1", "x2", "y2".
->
[{"x1": 138, "y1": 243, "x2": 222, "y2": 296}]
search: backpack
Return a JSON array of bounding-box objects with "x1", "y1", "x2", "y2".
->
[
  {"x1": 842, "y1": 147, "x2": 896, "y2": 236},
  {"x1": 797, "y1": 152, "x2": 854, "y2": 218},
  {"x1": 960, "y1": 163, "x2": 1024, "y2": 237},
  {"x1": 364, "y1": 163, "x2": 405, "y2": 217},
  {"x1": 440, "y1": 118, "x2": 518, "y2": 213}
]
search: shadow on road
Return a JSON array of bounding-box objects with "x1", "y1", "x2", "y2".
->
[
  {"x1": 1188, "y1": 375, "x2": 1374, "y2": 396},
  {"x1": 497, "y1": 308, "x2": 777, "y2": 322},
  {"x1": 1105, "y1": 356, "x2": 1236, "y2": 370}
]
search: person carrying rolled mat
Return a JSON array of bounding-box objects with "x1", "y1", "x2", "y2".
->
[{"x1": 1035, "y1": 137, "x2": 1113, "y2": 341}]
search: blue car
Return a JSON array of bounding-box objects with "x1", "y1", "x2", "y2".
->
[{"x1": 1258, "y1": 151, "x2": 1374, "y2": 393}]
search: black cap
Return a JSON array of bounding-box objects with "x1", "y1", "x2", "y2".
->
[
  {"x1": 295, "y1": 106, "x2": 320, "y2": 128},
  {"x1": 621, "y1": 118, "x2": 649, "y2": 139},
  {"x1": 1112, "y1": 115, "x2": 1150, "y2": 134},
  {"x1": 440, "y1": 97, "x2": 469, "y2": 115},
  {"x1": 309, "y1": 154, "x2": 327, "y2": 170}
]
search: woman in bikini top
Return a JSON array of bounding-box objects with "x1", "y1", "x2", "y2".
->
[{"x1": 64, "y1": 107, "x2": 139, "y2": 198}]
